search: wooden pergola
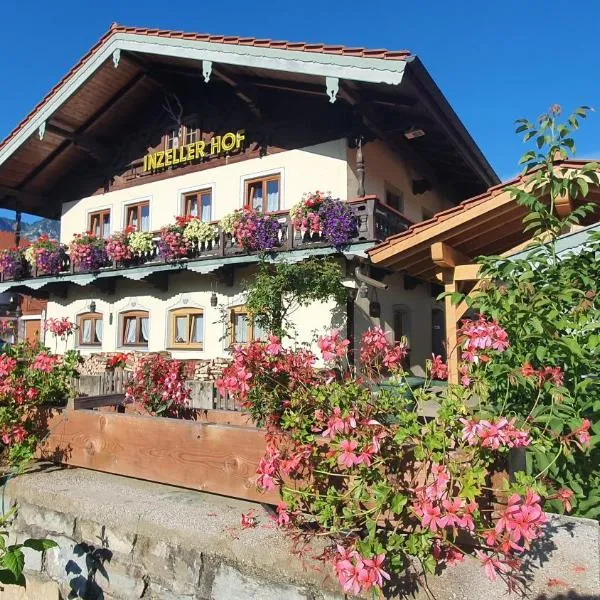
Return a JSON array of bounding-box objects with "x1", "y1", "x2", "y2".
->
[{"x1": 368, "y1": 160, "x2": 600, "y2": 383}]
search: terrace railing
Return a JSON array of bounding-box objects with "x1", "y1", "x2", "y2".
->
[{"x1": 3, "y1": 197, "x2": 412, "y2": 282}]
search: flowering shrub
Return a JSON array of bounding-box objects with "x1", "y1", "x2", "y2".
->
[
  {"x1": 447, "y1": 106, "x2": 600, "y2": 519},
  {"x1": 0, "y1": 342, "x2": 79, "y2": 468},
  {"x1": 157, "y1": 221, "x2": 192, "y2": 260},
  {"x1": 0, "y1": 248, "x2": 29, "y2": 280},
  {"x1": 181, "y1": 216, "x2": 218, "y2": 244},
  {"x1": 125, "y1": 354, "x2": 191, "y2": 417},
  {"x1": 128, "y1": 230, "x2": 154, "y2": 255},
  {"x1": 289, "y1": 191, "x2": 329, "y2": 232},
  {"x1": 219, "y1": 211, "x2": 240, "y2": 235},
  {"x1": 317, "y1": 197, "x2": 358, "y2": 247},
  {"x1": 24, "y1": 235, "x2": 66, "y2": 275},
  {"x1": 68, "y1": 232, "x2": 108, "y2": 271},
  {"x1": 290, "y1": 192, "x2": 358, "y2": 247},
  {"x1": 106, "y1": 352, "x2": 130, "y2": 369},
  {"x1": 106, "y1": 227, "x2": 134, "y2": 263},
  {"x1": 44, "y1": 317, "x2": 77, "y2": 339},
  {"x1": 233, "y1": 208, "x2": 282, "y2": 252},
  {"x1": 217, "y1": 325, "x2": 582, "y2": 595}
]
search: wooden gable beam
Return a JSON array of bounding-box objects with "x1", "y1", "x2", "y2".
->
[
  {"x1": 431, "y1": 241, "x2": 472, "y2": 269},
  {"x1": 46, "y1": 123, "x2": 112, "y2": 164},
  {"x1": 211, "y1": 67, "x2": 262, "y2": 119}
]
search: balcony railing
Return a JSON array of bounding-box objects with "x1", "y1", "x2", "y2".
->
[{"x1": 3, "y1": 197, "x2": 412, "y2": 283}]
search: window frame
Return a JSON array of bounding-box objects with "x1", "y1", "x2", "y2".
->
[
  {"x1": 183, "y1": 122, "x2": 200, "y2": 146},
  {"x1": 168, "y1": 308, "x2": 204, "y2": 350},
  {"x1": 182, "y1": 188, "x2": 213, "y2": 221},
  {"x1": 229, "y1": 306, "x2": 266, "y2": 346},
  {"x1": 165, "y1": 127, "x2": 181, "y2": 151},
  {"x1": 124, "y1": 200, "x2": 151, "y2": 232},
  {"x1": 120, "y1": 310, "x2": 150, "y2": 347},
  {"x1": 88, "y1": 209, "x2": 111, "y2": 239},
  {"x1": 244, "y1": 174, "x2": 281, "y2": 213},
  {"x1": 384, "y1": 184, "x2": 404, "y2": 214},
  {"x1": 77, "y1": 312, "x2": 103, "y2": 347}
]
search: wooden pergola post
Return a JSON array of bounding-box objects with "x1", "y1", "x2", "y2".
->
[{"x1": 442, "y1": 268, "x2": 459, "y2": 384}]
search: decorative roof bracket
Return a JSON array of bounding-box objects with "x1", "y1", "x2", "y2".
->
[
  {"x1": 37, "y1": 121, "x2": 46, "y2": 141},
  {"x1": 202, "y1": 60, "x2": 212, "y2": 83},
  {"x1": 112, "y1": 48, "x2": 121, "y2": 68},
  {"x1": 325, "y1": 76, "x2": 339, "y2": 103}
]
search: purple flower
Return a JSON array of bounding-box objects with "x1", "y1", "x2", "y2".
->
[
  {"x1": 0, "y1": 250, "x2": 29, "y2": 279},
  {"x1": 318, "y1": 200, "x2": 358, "y2": 247},
  {"x1": 37, "y1": 247, "x2": 67, "y2": 275}
]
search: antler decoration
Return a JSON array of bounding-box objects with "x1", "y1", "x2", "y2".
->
[{"x1": 162, "y1": 93, "x2": 184, "y2": 126}]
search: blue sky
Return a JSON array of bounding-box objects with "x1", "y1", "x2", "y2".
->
[{"x1": 0, "y1": 1, "x2": 598, "y2": 222}]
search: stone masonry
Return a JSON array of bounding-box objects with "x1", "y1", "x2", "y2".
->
[{"x1": 5, "y1": 467, "x2": 600, "y2": 600}]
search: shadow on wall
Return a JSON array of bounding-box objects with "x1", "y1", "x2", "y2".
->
[{"x1": 66, "y1": 532, "x2": 112, "y2": 600}]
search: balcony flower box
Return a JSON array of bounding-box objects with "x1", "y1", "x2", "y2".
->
[
  {"x1": 24, "y1": 236, "x2": 67, "y2": 276},
  {"x1": 68, "y1": 233, "x2": 108, "y2": 273},
  {"x1": 0, "y1": 248, "x2": 30, "y2": 281}
]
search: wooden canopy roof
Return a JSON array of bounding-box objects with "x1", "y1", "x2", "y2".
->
[
  {"x1": 368, "y1": 159, "x2": 600, "y2": 281},
  {"x1": 0, "y1": 24, "x2": 498, "y2": 219}
]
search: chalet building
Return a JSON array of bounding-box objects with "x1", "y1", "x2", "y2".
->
[{"x1": 0, "y1": 24, "x2": 498, "y2": 368}]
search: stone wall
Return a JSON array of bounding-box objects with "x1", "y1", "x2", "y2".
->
[{"x1": 5, "y1": 468, "x2": 600, "y2": 600}]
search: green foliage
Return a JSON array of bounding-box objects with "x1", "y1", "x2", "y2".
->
[
  {"x1": 0, "y1": 509, "x2": 56, "y2": 587},
  {"x1": 466, "y1": 105, "x2": 600, "y2": 518},
  {"x1": 245, "y1": 257, "x2": 347, "y2": 337}
]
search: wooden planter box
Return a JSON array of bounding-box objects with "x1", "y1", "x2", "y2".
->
[{"x1": 35, "y1": 408, "x2": 277, "y2": 504}]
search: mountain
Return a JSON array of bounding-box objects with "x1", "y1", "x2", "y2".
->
[{"x1": 0, "y1": 218, "x2": 60, "y2": 242}]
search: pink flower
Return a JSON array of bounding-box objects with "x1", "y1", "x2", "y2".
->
[
  {"x1": 322, "y1": 407, "x2": 356, "y2": 439},
  {"x1": 265, "y1": 335, "x2": 282, "y2": 356},
  {"x1": 241, "y1": 510, "x2": 257, "y2": 529},
  {"x1": 555, "y1": 488, "x2": 574, "y2": 513},
  {"x1": 430, "y1": 354, "x2": 448, "y2": 380},
  {"x1": 459, "y1": 316, "x2": 509, "y2": 362},
  {"x1": 0, "y1": 355, "x2": 17, "y2": 377},
  {"x1": 275, "y1": 502, "x2": 290, "y2": 527},
  {"x1": 382, "y1": 343, "x2": 407, "y2": 369},
  {"x1": 475, "y1": 550, "x2": 511, "y2": 582},
  {"x1": 573, "y1": 418, "x2": 591, "y2": 447},
  {"x1": 32, "y1": 353, "x2": 59, "y2": 373},
  {"x1": 421, "y1": 502, "x2": 442, "y2": 532},
  {"x1": 11, "y1": 426, "x2": 27, "y2": 443},
  {"x1": 361, "y1": 554, "x2": 390, "y2": 588},
  {"x1": 337, "y1": 439, "x2": 361, "y2": 468},
  {"x1": 317, "y1": 330, "x2": 349, "y2": 362}
]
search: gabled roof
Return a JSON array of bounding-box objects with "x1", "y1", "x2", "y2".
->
[
  {"x1": 0, "y1": 24, "x2": 498, "y2": 218},
  {"x1": 368, "y1": 159, "x2": 600, "y2": 280}
]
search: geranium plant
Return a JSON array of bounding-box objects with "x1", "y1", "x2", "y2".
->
[
  {"x1": 233, "y1": 208, "x2": 282, "y2": 252},
  {"x1": 68, "y1": 232, "x2": 108, "y2": 272},
  {"x1": 128, "y1": 230, "x2": 154, "y2": 255},
  {"x1": 157, "y1": 220, "x2": 192, "y2": 261},
  {"x1": 0, "y1": 342, "x2": 79, "y2": 469},
  {"x1": 448, "y1": 106, "x2": 600, "y2": 518},
  {"x1": 289, "y1": 191, "x2": 329, "y2": 233},
  {"x1": 181, "y1": 216, "x2": 218, "y2": 244},
  {"x1": 106, "y1": 352, "x2": 130, "y2": 370},
  {"x1": 125, "y1": 354, "x2": 191, "y2": 417},
  {"x1": 219, "y1": 211, "x2": 241, "y2": 235},
  {"x1": 24, "y1": 236, "x2": 66, "y2": 276},
  {"x1": 0, "y1": 248, "x2": 29, "y2": 280},
  {"x1": 106, "y1": 227, "x2": 134, "y2": 263},
  {"x1": 217, "y1": 323, "x2": 583, "y2": 596}
]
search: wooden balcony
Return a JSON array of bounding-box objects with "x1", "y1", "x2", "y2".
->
[{"x1": 2, "y1": 197, "x2": 411, "y2": 284}]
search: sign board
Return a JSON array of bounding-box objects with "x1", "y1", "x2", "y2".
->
[{"x1": 143, "y1": 130, "x2": 246, "y2": 173}]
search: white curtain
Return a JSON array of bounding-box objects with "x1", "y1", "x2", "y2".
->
[
  {"x1": 103, "y1": 215, "x2": 111, "y2": 238},
  {"x1": 175, "y1": 316, "x2": 187, "y2": 343},
  {"x1": 201, "y1": 194, "x2": 211, "y2": 222},
  {"x1": 95, "y1": 320, "x2": 103, "y2": 343},
  {"x1": 235, "y1": 314, "x2": 248, "y2": 343},
  {"x1": 192, "y1": 315, "x2": 203, "y2": 343},
  {"x1": 141, "y1": 206, "x2": 150, "y2": 232},
  {"x1": 254, "y1": 320, "x2": 267, "y2": 341},
  {"x1": 141, "y1": 317, "x2": 149, "y2": 343},
  {"x1": 251, "y1": 186, "x2": 262, "y2": 211},
  {"x1": 82, "y1": 320, "x2": 92, "y2": 344},
  {"x1": 267, "y1": 180, "x2": 279, "y2": 212},
  {"x1": 125, "y1": 318, "x2": 136, "y2": 344}
]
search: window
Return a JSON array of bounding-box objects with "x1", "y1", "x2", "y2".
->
[
  {"x1": 121, "y1": 310, "x2": 149, "y2": 347},
  {"x1": 245, "y1": 174, "x2": 280, "y2": 213},
  {"x1": 385, "y1": 187, "x2": 404, "y2": 213},
  {"x1": 78, "y1": 312, "x2": 103, "y2": 346},
  {"x1": 126, "y1": 201, "x2": 150, "y2": 232},
  {"x1": 431, "y1": 307, "x2": 446, "y2": 361},
  {"x1": 169, "y1": 308, "x2": 204, "y2": 349},
  {"x1": 183, "y1": 124, "x2": 199, "y2": 146},
  {"x1": 183, "y1": 189, "x2": 212, "y2": 221},
  {"x1": 166, "y1": 128, "x2": 180, "y2": 150},
  {"x1": 89, "y1": 210, "x2": 111, "y2": 239},
  {"x1": 230, "y1": 306, "x2": 267, "y2": 345}
]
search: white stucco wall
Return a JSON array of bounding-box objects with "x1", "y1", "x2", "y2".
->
[
  {"x1": 45, "y1": 267, "x2": 341, "y2": 360},
  {"x1": 347, "y1": 140, "x2": 453, "y2": 222},
  {"x1": 60, "y1": 139, "x2": 349, "y2": 243}
]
